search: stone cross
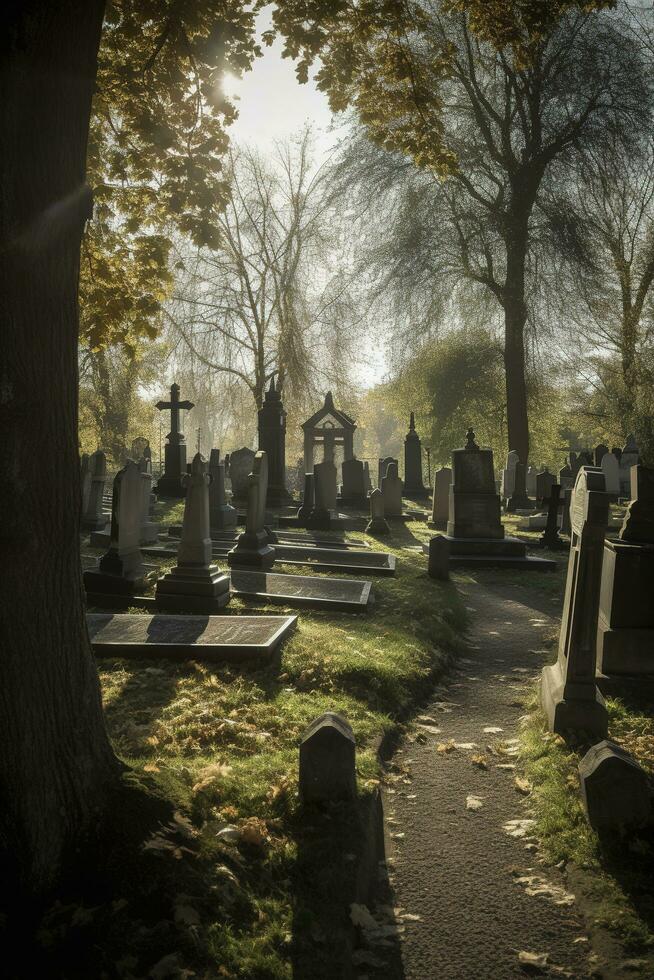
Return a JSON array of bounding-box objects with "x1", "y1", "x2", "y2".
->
[
  {"x1": 155, "y1": 383, "x2": 194, "y2": 497},
  {"x1": 540, "y1": 466, "x2": 609, "y2": 738},
  {"x1": 227, "y1": 451, "x2": 275, "y2": 569},
  {"x1": 156, "y1": 383, "x2": 194, "y2": 443}
]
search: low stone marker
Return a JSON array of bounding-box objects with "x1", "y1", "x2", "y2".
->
[
  {"x1": 84, "y1": 460, "x2": 146, "y2": 595},
  {"x1": 381, "y1": 461, "x2": 403, "y2": 517},
  {"x1": 429, "y1": 466, "x2": 451, "y2": 527},
  {"x1": 299, "y1": 712, "x2": 357, "y2": 805},
  {"x1": 579, "y1": 740, "x2": 651, "y2": 833},
  {"x1": 540, "y1": 467, "x2": 609, "y2": 739},
  {"x1": 229, "y1": 447, "x2": 256, "y2": 502},
  {"x1": 427, "y1": 535, "x2": 450, "y2": 580},
  {"x1": 209, "y1": 449, "x2": 237, "y2": 532},
  {"x1": 156, "y1": 453, "x2": 231, "y2": 612},
  {"x1": 227, "y1": 451, "x2": 276, "y2": 569},
  {"x1": 81, "y1": 449, "x2": 108, "y2": 531},
  {"x1": 340, "y1": 456, "x2": 367, "y2": 507},
  {"x1": 366, "y1": 487, "x2": 390, "y2": 535}
]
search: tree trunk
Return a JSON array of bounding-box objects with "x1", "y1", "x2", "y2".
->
[
  {"x1": 0, "y1": 0, "x2": 119, "y2": 894},
  {"x1": 503, "y1": 231, "x2": 530, "y2": 464}
]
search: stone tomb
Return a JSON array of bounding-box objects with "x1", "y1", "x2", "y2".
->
[
  {"x1": 228, "y1": 451, "x2": 275, "y2": 569},
  {"x1": 403, "y1": 412, "x2": 428, "y2": 496},
  {"x1": 87, "y1": 612, "x2": 297, "y2": 662},
  {"x1": 228, "y1": 447, "x2": 256, "y2": 502},
  {"x1": 229, "y1": 568, "x2": 373, "y2": 613},
  {"x1": 597, "y1": 464, "x2": 654, "y2": 675},
  {"x1": 422, "y1": 429, "x2": 554, "y2": 570},
  {"x1": 429, "y1": 466, "x2": 452, "y2": 527},
  {"x1": 301, "y1": 391, "x2": 356, "y2": 473},
  {"x1": 155, "y1": 453, "x2": 231, "y2": 613},
  {"x1": 540, "y1": 467, "x2": 609, "y2": 738}
]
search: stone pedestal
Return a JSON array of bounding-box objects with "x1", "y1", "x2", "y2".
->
[
  {"x1": 258, "y1": 376, "x2": 292, "y2": 506},
  {"x1": 540, "y1": 467, "x2": 609, "y2": 739},
  {"x1": 403, "y1": 412, "x2": 428, "y2": 496}
]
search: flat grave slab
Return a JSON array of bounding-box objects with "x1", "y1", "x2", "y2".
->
[
  {"x1": 421, "y1": 537, "x2": 555, "y2": 571},
  {"x1": 87, "y1": 612, "x2": 297, "y2": 662},
  {"x1": 229, "y1": 569, "x2": 372, "y2": 612},
  {"x1": 166, "y1": 526, "x2": 369, "y2": 549},
  {"x1": 142, "y1": 542, "x2": 396, "y2": 576}
]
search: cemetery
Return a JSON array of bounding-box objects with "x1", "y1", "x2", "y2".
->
[{"x1": 5, "y1": 4, "x2": 654, "y2": 980}]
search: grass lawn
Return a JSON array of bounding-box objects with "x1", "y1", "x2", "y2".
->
[{"x1": 65, "y1": 506, "x2": 468, "y2": 979}]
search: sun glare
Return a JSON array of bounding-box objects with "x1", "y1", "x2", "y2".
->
[{"x1": 221, "y1": 71, "x2": 240, "y2": 100}]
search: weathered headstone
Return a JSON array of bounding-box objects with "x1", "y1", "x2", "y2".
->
[
  {"x1": 536, "y1": 469, "x2": 556, "y2": 507},
  {"x1": 540, "y1": 467, "x2": 609, "y2": 738},
  {"x1": 430, "y1": 466, "x2": 452, "y2": 527},
  {"x1": 312, "y1": 430, "x2": 338, "y2": 515},
  {"x1": 138, "y1": 454, "x2": 159, "y2": 544},
  {"x1": 257, "y1": 376, "x2": 292, "y2": 505},
  {"x1": 619, "y1": 434, "x2": 640, "y2": 495},
  {"x1": 594, "y1": 444, "x2": 609, "y2": 467},
  {"x1": 501, "y1": 450, "x2": 520, "y2": 500},
  {"x1": 227, "y1": 451, "x2": 276, "y2": 569},
  {"x1": 507, "y1": 460, "x2": 530, "y2": 512},
  {"x1": 297, "y1": 473, "x2": 315, "y2": 522},
  {"x1": 403, "y1": 412, "x2": 428, "y2": 496},
  {"x1": 81, "y1": 450, "x2": 108, "y2": 531},
  {"x1": 597, "y1": 465, "x2": 654, "y2": 675},
  {"x1": 526, "y1": 465, "x2": 538, "y2": 497},
  {"x1": 84, "y1": 460, "x2": 146, "y2": 594},
  {"x1": 427, "y1": 535, "x2": 450, "y2": 580},
  {"x1": 381, "y1": 461, "x2": 403, "y2": 517},
  {"x1": 209, "y1": 449, "x2": 237, "y2": 532},
  {"x1": 155, "y1": 383, "x2": 194, "y2": 497},
  {"x1": 600, "y1": 452, "x2": 620, "y2": 496},
  {"x1": 448, "y1": 429, "x2": 503, "y2": 539},
  {"x1": 579, "y1": 741, "x2": 651, "y2": 832},
  {"x1": 228, "y1": 447, "x2": 257, "y2": 502},
  {"x1": 340, "y1": 456, "x2": 367, "y2": 507},
  {"x1": 299, "y1": 712, "x2": 357, "y2": 805},
  {"x1": 156, "y1": 453, "x2": 230, "y2": 612},
  {"x1": 378, "y1": 456, "x2": 397, "y2": 487},
  {"x1": 558, "y1": 463, "x2": 574, "y2": 490},
  {"x1": 365, "y1": 487, "x2": 390, "y2": 535},
  {"x1": 539, "y1": 484, "x2": 565, "y2": 550}
]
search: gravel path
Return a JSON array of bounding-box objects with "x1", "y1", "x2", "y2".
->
[{"x1": 372, "y1": 575, "x2": 593, "y2": 980}]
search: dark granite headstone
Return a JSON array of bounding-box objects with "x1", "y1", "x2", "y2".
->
[
  {"x1": 539, "y1": 484, "x2": 565, "y2": 550},
  {"x1": 299, "y1": 712, "x2": 357, "y2": 805},
  {"x1": 579, "y1": 741, "x2": 650, "y2": 832},
  {"x1": 427, "y1": 535, "x2": 450, "y2": 580},
  {"x1": 366, "y1": 487, "x2": 389, "y2": 535},
  {"x1": 297, "y1": 473, "x2": 315, "y2": 522},
  {"x1": 404, "y1": 412, "x2": 428, "y2": 496},
  {"x1": 84, "y1": 460, "x2": 146, "y2": 595},
  {"x1": 341, "y1": 456, "x2": 367, "y2": 507},
  {"x1": 448, "y1": 429, "x2": 503, "y2": 539},
  {"x1": 81, "y1": 450, "x2": 108, "y2": 531},
  {"x1": 258, "y1": 376, "x2": 292, "y2": 505}
]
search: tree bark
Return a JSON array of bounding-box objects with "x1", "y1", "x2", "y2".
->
[
  {"x1": 0, "y1": 0, "x2": 119, "y2": 893},
  {"x1": 502, "y1": 217, "x2": 531, "y2": 465}
]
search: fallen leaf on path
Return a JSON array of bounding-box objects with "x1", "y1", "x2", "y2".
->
[
  {"x1": 483, "y1": 726, "x2": 504, "y2": 734},
  {"x1": 514, "y1": 875, "x2": 575, "y2": 906},
  {"x1": 471, "y1": 754, "x2": 489, "y2": 770},
  {"x1": 466, "y1": 795, "x2": 484, "y2": 811},
  {"x1": 517, "y1": 950, "x2": 549, "y2": 972},
  {"x1": 497, "y1": 763, "x2": 516, "y2": 771},
  {"x1": 514, "y1": 776, "x2": 532, "y2": 795},
  {"x1": 503, "y1": 818, "x2": 535, "y2": 838},
  {"x1": 454, "y1": 742, "x2": 478, "y2": 750},
  {"x1": 437, "y1": 741, "x2": 456, "y2": 754}
]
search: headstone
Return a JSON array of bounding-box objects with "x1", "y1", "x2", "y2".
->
[
  {"x1": 526, "y1": 465, "x2": 538, "y2": 497},
  {"x1": 403, "y1": 412, "x2": 428, "y2": 496},
  {"x1": 600, "y1": 452, "x2": 620, "y2": 496},
  {"x1": 312, "y1": 430, "x2": 338, "y2": 516},
  {"x1": 536, "y1": 469, "x2": 556, "y2": 507},
  {"x1": 87, "y1": 612, "x2": 297, "y2": 662},
  {"x1": 619, "y1": 434, "x2": 640, "y2": 495},
  {"x1": 83, "y1": 460, "x2": 146, "y2": 594},
  {"x1": 138, "y1": 454, "x2": 159, "y2": 544},
  {"x1": 155, "y1": 455, "x2": 230, "y2": 612},
  {"x1": 507, "y1": 460, "x2": 530, "y2": 512},
  {"x1": 378, "y1": 456, "x2": 397, "y2": 487},
  {"x1": 501, "y1": 450, "x2": 519, "y2": 500},
  {"x1": 428, "y1": 535, "x2": 450, "y2": 580},
  {"x1": 430, "y1": 466, "x2": 452, "y2": 526},
  {"x1": 594, "y1": 444, "x2": 608, "y2": 467},
  {"x1": 540, "y1": 467, "x2": 609, "y2": 738},
  {"x1": 597, "y1": 465, "x2": 654, "y2": 674},
  {"x1": 539, "y1": 484, "x2": 565, "y2": 550},
  {"x1": 579, "y1": 741, "x2": 650, "y2": 832},
  {"x1": 257, "y1": 376, "x2": 292, "y2": 505},
  {"x1": 340, "y1": 456, "x2": 367, "y2": 507},
  {"x1": 227, "y1": 451, "x2": 276, "y2": 569},
  {"x1": 299, "y1": 712, "x2": 357, "y2": 805},
  {"x1": 228, "y1": 447, "x2": 256, "y2": 502},
  {"x1": 558, "y1": 463, "x2": 574, "y2": 490},
  {"x1": 81, "y1": 450, "x2": 108, "y2": 531},
  {"x1": 448, "y1": 429, "x2": 503, "y2": 539},
  {"x1": 365, "y1": 487, "x2": 390, "y2": 535},
  {"x1": 297, "y1": 473, "x2": 315, "y2": 522},
  {"x1": 209, "y1": 449, "x2": 237, "y2": 531},
  {"x1": 155, "y1": 383, "x2": 194, "y2": 497},
  {"x1": 381, "y1": 462, "x2": 403, "y2": 517}
]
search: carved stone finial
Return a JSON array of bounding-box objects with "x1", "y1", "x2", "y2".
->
[
  {"x1": 409, "y1": 411, "x2": 415, "y2": 430},
  {"x1": 465, "y1": 428, "x2": 478, "y2": 449}
]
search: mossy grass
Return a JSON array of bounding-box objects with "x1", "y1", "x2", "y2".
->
[{"x1": 57, "y1": 511, "x2": 467, "y2": 978}]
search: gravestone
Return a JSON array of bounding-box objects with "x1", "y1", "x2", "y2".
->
[
  {"x1": 540, "y1": 467, "x2": 609, "y2": 738},
  {"x1": 209, "y1": 449, "x2": 237, "y2": 531},
  {"x1": 299, "y1": 712, "x2": 357, "y2": 805},
  {"x1": 227, "y1": 451, "x2": 276, "y2": 569},
  {"x1": 619, "y1": 434, "x2": 640, "y2": 495},
  {"x1": 87, "y1": 612, "x2": 297, "y2": 662},
  {"x1": 600, "y1": 452, "x2": 620, "y2": 496},
  {"x1": 526, "y1": 465, "x2": 538, "y2": 497},
  {"x1": 228, "y1": 568, "x2": 373, "y2": 612},
  {"x1": 579, "y1": 741, "x2": 650, "y2": 833},
  {"x1": 430, "y1": 466, "x2": 452, "y2": 527},
  {"x1": 229, "y1": 447, "x2": 257, "y2": 502},
  {"x1": 558, "y1": 463, "x2": 574, "y2": 490},
  {"x1": 366, "y1": 487, "x2": 390, "y2": 535},
  {"x1": 594, "y1": 444, "x2": 609, "y2": 467},
  {"x1": 501, "y1": 450, "x2": 519, "y2": 500},
  {"x1": 536, "y1": 469, "x2": 556, "y2": 507},
  {"x1": 138, "y1": 454, "x2": 159, "y2": 544},
  {"x1": 297, "y1": 473, "x2": 315, "y2": 521},
  {"x1": 378, "y1": 456, "x2": 397, "y2": 488},
  {"x1": 381, "y1": 462, "x2": 403, "y2": 517},
  {"x1": 340, "y1": 456, "x2": 367, "y2": 507},
  {"x1": 257, "y1": 376, "x2": 292, "y2": 505},
  {"x1": 312, "y1": 429, "x2": 338, "y2": 516},
  {"x1": 84, "y1": 460, "x2": 146, "y2": 595},
  {"x1": 427, "y1": 535, "x2": 450, "y2": 580},
  {"x1": 156, "y1": 454, "x2": 230, "y2": 612},
  {"x1": 507, "y1": 460, "x2": 530, "y2": 512},
  {"x1": 155, "y1": 383, "x2": 194, "y2": 497},
  {"x1": 539, "y1": 484, "x2": 565, "y2": 550},
  {"x1": 81, "y1": 450, "x2": 108, "y2": 531},
  {"x1": 403, "y1": 412, "x2": 428, "y2": 496},
  {"x1": 597, "y1": 464, "x2": 654, "y2": 674},
  {"x1": 448, "y1": 429, "x2": 503, "y2": 539}
]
